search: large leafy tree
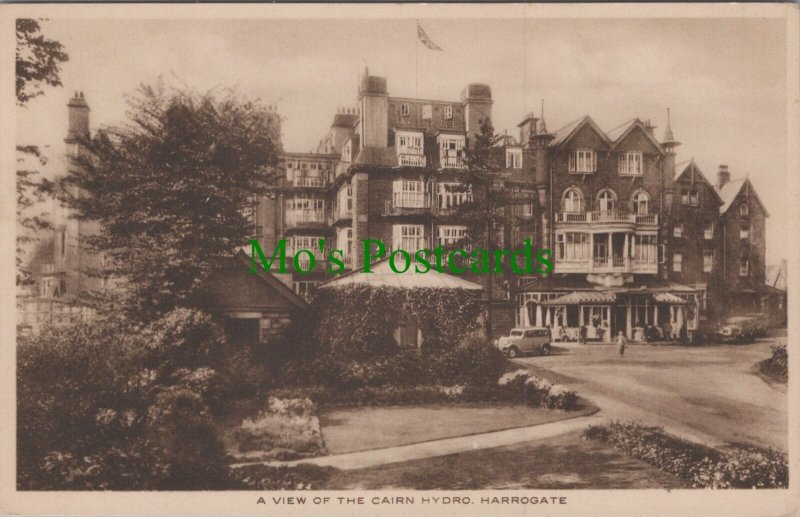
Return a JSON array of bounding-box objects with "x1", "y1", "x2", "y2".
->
[
  {"x1": 16, "y1": 19, "x2": 69, "y2": 286},
  {"x1": 56, "y1": 84, "x2": 282, "y2": 320}
]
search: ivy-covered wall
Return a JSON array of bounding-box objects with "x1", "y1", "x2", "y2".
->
[{"x1": 312, "y1": 285, "x2": 483, "y2": 357}]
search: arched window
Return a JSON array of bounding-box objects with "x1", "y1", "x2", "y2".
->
[
  {"x1": 562, "y1": 188, "x2": 584, "y2": 213},
  {"x1": 631, "y1": 190, "x2": 650, "y2": 214},
  {"x1": 597, "y1": 189, "x2": 618, "y2": 212}
]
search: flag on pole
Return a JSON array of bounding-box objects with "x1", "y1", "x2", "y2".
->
[{"x1": 417, "y1": 22, "x2": 443, "y2": 51}]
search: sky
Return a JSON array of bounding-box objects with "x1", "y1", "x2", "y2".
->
[{"x1": 16, "y1": 17, "x2": 788, "y2": 263}]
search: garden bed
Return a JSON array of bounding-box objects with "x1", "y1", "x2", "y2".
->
[
  {"x1": 757, "y1": 344, "x2": 787, "y2": 384},
  {"x1": 583, "y1": 421, "x2": 788, "y2": 488}
]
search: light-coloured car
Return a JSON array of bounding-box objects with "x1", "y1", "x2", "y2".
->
[{"x1": 495, "y1": 327, "x2": 552, "y2": 358}]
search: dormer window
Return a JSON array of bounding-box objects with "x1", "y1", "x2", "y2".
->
[
  {"x1": 619, "y1": 152, "x2": 643, "y2": 176},
  {"x1": 740, "y1": 203, "x2": 749, "y2": 216},
  {"x1": 396, "y1": 131, "x2": 425, "y2": 166},
  {"x1": 569, "y1": 149, "x2": 596, "y2": 173},
  {"x1": 400, "y1": 103, "x2": 410, "y2": 117},
  {"x1": 506, "y1": 149, "x2": 522, "y2": 169},
  {"x1": 444, "y1": 105, "x2": 453, "y2": 120}
]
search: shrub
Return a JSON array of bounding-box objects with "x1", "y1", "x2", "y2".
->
[
  {"x1": 583, "y1": 421, "x2": 788, "y2": 488},
  {"x1": 426, "y1": 336, "x2": 507, "y2": 386},
  {"x1": 497, "y1": 369, "x2": 580, "y2": 410},
  {"x1": 231, "y1": 397, "x2": 325, "y2": 460},
  {"x1": 230, "y1": 464, "x2": 336, "y2": 490},
  {"x1": 758, "y1": 344, "x2": 787, "y2": 383}
]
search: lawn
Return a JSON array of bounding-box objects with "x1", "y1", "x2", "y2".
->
[
  {"x1": 323, "y1": 430, "x2": 689, "y2": 489},
  {"x1": 319, "y1": 401, "x2": 596, "y2": 454}
]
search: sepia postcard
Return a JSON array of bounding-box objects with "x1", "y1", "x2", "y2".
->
[{"x1": 1, "y1": 3, "x2": 798, "y2": 516}]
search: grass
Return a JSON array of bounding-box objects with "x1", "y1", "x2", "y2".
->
[
  {"x1": 322, "y1": 430, "x2": 689, "y2": 489},
  {"x1": 319, "y1": 400, "x2": 597, "y2": 454}
]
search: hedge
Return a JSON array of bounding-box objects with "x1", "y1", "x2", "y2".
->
[{"x1": 583, "y1": 421, "x2": 788, "y2": 488}]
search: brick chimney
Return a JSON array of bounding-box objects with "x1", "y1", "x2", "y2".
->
[
  {"x1": 717, "y1": 164, "x2": 730, "y2": 188},
  {"x1": 65, "y1": 91, "x2": 90, "y2": 143}
]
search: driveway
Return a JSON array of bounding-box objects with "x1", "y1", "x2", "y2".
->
[{"x1": 513, "y1": 337, "x2": 788, "y2": 451}]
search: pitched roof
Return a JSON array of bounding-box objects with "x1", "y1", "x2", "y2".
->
[
  {"x1": 607, "y1": 119, "x2": 665, "y2": 154},
  {"x1": 674, "y1": 161, "x2": 724, "y2": 205},
  {"x1": 715, "y1": 177, "x2": 769, "y2": 216},
  {"x1": 319, "y1": 257, "x2": 483, "y2": 291},
  {"x1": 353, "y1": 146, "x2": 398, "y2": 167},
  {"x1": 549, "y1": 116, "x2": 610, "y2": 148}
]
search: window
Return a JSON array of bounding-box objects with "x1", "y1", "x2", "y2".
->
[
  {"x1": 633, "y1": 235, "x2": 658, "y2": 263},
  {"x1": 393, "y1": 224, "x2": 425, "y2": 251},
  {"x1": 437, "y1": 225, "x2": 467, "y2": 247},
  {"x1": 739, "y1": 257, "x2": 749, "y2": 277},
  {"x1": 673, "y1": 253, "x2": 683, "y2": 272},
  {"x1": 521, "y1": 199, "x2": 534, "y2": 217},
  {"x1": 400, "y1": 103, "x2": 410, "y2": 117},
  {"x1": 444, "y1": 105, "x2": 453, "y2": 120},
  {"x1": 681, "y1": 189, "x2": 690, "y2": 205},
  {"x1": 293, "y1": 281, "x2": 318, "y2": 301},
  {"x1": 337, "y1": 185, "x2": 353, "y2": 215},
  {"x1": 436, "y1": 182, "x2": 472, "y2": 209},
  {"x1": 631, "y1": 190, "x2": 649, "y2": 214},
  {"x1": 703, "y1": 250, "x2": 714, "y2": 273},
  {"x1": 673, "y1": 223, "x2": 683, "y2": 238},
  {"x1": 336, "y1": 227, "x2": 353, "y2": 265},
  {"x1": 393, "y1": 180, "x2": 427, "y2": 208},
  {"x1": 556, "y1": 232, "x2": 590, "y2": 261},
  {"x1": 569, "y1": 149, "x2": 596, "y2": 173},
  {"x1": 619, "y1": 152, "x2": 643, "y2": 176},
  {"x1": 740, "y1": 203, "x2": 749, "y2": 216},
  {"x1": 439, "y1": 135, "x2": 465, "y2": 167},
  {"x1": 597, "y1": 189, "x2": 617, "y2": 212},
  {"x1": 287, "y1": 197, "x2": 325, "y2": 211},
  {"x1": 704, "y1": 222, "x2": 714, "y2": 240},
  {"x1": 397, "y1": 132, "x2": 423, "y2": 154},
  {"x1": 506, "y1": 149, "x2": 522, "y2": 169},
  {"x1": 562, "y1": 188, "x2": 584, "y2": 212},
  {"x1": 740, "y1": 226, "x2": 750, "y2": 240},
  {"x1": 60, "y1": 232, "x2": 66, "y2": 256},
  {"x1": 422, "y1": 104, "x2": 432, "y2": 120},
  {"x1": 690, "y1": 190, "x2": 699, "y2": 206}
]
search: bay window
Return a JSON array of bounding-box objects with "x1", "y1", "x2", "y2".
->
[
  {"x1": 393, "y1": 224, "x2": 426, "y2": 252},
  {"x1": 392, "y1": 180, "x2": 427, "y2": 208},
  {"x1": 569, "y1": 149, "x2": 596, "y2": 173}
]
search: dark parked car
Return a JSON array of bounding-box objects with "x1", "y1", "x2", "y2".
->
[
  {"x1": 743, "y1": 313, "x2": 769, "y2": 338},
  {"x1": 715, "y1": 316, "x2": 759, "y2": 343}
]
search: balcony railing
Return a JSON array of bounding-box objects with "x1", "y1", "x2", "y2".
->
[
  {"x1": 555, "y1": 210, "x2": 658, "y2": 226},
  {"x1": 554, "y1": 255, "x2": 656, "y2": 274},
  {"x1": 397, "y1": 153, "x2": 426, "y2": 167},
  {"x1": 439, "y1": 155, "x2": 465, "y2": 169},
  {"x1": 285, "y1": 209, "x2": 327, "y2": 227},
  {"x1": 293, "y1": 176, "x2": 327, "y2": 188},
  {"x1": 384, "y1": 192, "x2": 431, "y2": 215}
]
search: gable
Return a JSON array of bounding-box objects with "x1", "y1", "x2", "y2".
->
[
  {"x1": 674, "y1": 163, "x2": 723, "y2": 205},
  {"x1": 613, "y1": 124, "x2": 663, "y2": 155},
  {"x1": 560, "y1": 121, "x2": 610, "y2": 150}
]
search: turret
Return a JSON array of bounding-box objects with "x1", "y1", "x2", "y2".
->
[
  {"x1": 461, "y1": 83, "x2": 493, "y2": 144},
  {"x1": 357, "y1": 69, "x2": 388, "y2": 148}
]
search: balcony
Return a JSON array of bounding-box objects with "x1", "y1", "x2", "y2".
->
[
  {"x1": 293, "y1": 176, "x2": 327, "y2": 188},
  {"x1": 333, "y1": 205, "x2": 352, "y2": 222},
  {"x1": 397, "y1": 153, "x2": 426, "y2": 167},
  {"x1": 553, "y1": 256, "x2": 657, "y2": 274},
  {"x1": 384, "y1": 192, "x2": 431, "y2": 216},
  {"x1": 555, "y1": 210, "x2": 658, "y2": 226},
  {"x1": 439, "y1": 155, "x2": 465, "y2": 169},
  {"x1": 285, "y1": 209, "x2": 327, "y2": 228}
]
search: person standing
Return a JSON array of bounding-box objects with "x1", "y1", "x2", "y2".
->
[{"x1": 616, "y1": 331, "x2": 627, "y2": 358}]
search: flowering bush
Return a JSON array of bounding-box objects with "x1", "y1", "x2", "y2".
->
[
  {"x1": 583, "y1": 421, "x2": 788, "y2": 488},
  {"x1": 497, "y1": 369, "x2": 579, "y2": 410},
  {"x1": 230, "y1": 464, "x2": 336, "y2": 490},
  {"x1": 426, "y1": 337, "x2": 508, "y2": 386},
  {"x1": 231, "y1": 397, "x2": 325, "y2": 460}
]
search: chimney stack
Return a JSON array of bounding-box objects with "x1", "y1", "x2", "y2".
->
[
  {"x1": 65, "y1": 91, "x2": 90, "y2": 143},
  {"x1": 718, "y1": 164, "x2": 730, "y2": 188}
]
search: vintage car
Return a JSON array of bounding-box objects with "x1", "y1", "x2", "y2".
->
[
  {"x1": 495, "y1": 327, "x2": 552, "y2": 358},
  {"x1": 743, "y1": 312, "x2": 769, "y2": 338},
  {"x1": 715, "y1": 316, "x2": 759, "y2": 343}
]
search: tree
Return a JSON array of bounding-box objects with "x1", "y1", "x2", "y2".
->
[
  {"x1": 16, "y1": 19, "x2": 69, "y2": 106},
  {"x1": 16, "y1": 19, "x2": 69, "y2": 285},
  {"x1": 56, "y1": 83, "x2": 282, "y2": 321}
]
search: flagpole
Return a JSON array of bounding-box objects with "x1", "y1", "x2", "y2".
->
[{"x1": 415, "y1": 19, "x2": 419, "y2": 98}]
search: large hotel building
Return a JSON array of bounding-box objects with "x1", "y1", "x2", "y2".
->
[{"x1": 254, "y1": 69, "x2": 779, "y2": 341}]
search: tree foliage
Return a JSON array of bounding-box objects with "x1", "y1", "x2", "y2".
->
[
  {"x1": 16, "y1": 19, "x2": 68, "y2": 285},
  {"x1": 16, "y1": 18, "x2": 69, "y2": 106},
  {"x1": 55, "y1": 84, "x2": 282, "y2": 320}
]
